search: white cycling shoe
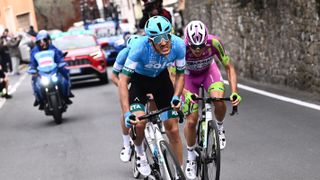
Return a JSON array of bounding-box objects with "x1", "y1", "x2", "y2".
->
[
  {"x1": 185, "y1": 159, "x2": 197, "y2": 180},
  {"x1": 218, "y1": 129, "x2": 226, "y2": 150},
  {"x1": 136, "y1": 152, "x2": 151, "y2": 176},
  {"x1": 120, "y1": 146, "x2": 132, "y2": 162}
]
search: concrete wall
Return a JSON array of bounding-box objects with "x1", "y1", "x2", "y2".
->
[
  {"x1": 0, "y1": 0, "x2": 38, "y2": 32},
  {"x1": 185, "y1": 0, "x2": 320, "y2": 94}
]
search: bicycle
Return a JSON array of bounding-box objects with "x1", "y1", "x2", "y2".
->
[
  {"x1": 189, "y1": 85, "x2": 238, "y2": 180},
  {"x1": 130, "y1": 97, "x2": 186, "y2": 180}
]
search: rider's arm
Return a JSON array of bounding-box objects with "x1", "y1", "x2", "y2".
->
[
  {"x1": 173, "y1": 38, "x2": 186, "y2": 97},
  {"x1": 118, "y1": 73, "x2": 131, "y2": 113},
  {"x1": 119, "y1": 54, "x2": 138, "y2": 113},
  {"x1": 211, "y1": 38, "x2": 238, "y2": 94},
  {"x1": 29, "y1": 48, "x2": 38, "y2": 71},
  {"x1": 111, "y1": 72, "x2": 119, "y2": 86}
]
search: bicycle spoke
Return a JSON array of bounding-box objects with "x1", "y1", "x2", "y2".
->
[{"x1": 205, "y1": 122, "x2": 220, "y2": 180}]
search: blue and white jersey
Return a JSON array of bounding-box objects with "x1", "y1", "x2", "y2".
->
[
  {"x1": 122, "y1": 35, "x2": 186, "y2": 78},
  {"x1": 34, "y1": 50, "x2": 57, "y2": 72},
  {"x1": 112, "y1": 47, "x2": 130, "y2": 74}
]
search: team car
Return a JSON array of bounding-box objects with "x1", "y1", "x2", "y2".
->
[{"x1": 52, "y1": 30, "x2": 109, "y2": 84}]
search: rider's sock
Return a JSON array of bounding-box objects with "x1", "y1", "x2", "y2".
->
[
  {"x1": 122, "y1": 134, "x2": 131, "y2": 148},
  {"x1": 135, "y1": 144, "x2": 144, "y2": 156},
  {"x1": 216, "y1": 121, "x2": 224, "y2": 131},
  {"x1": 187, "y1": 144, "x2": 196, "y2": 160}
]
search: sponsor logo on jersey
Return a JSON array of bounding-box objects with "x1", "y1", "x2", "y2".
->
[
  {"x1": 144, "y1": 61, "x2": 174, "y2": 69},
  {"x1": 186, "y1": 57, "x2": 213, "y2": 71}
]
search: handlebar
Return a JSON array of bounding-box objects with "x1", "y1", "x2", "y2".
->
[
  {"x1": 130, "y1": 101, "x2": 184, "y2": 140},
  {"x1": 191, "y1": 94, "x2": 238, "y2": 116}
]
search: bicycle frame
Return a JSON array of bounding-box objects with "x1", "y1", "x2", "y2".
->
[{"x1": 131, "y1": 98, "x2": 185, "y2": 180}]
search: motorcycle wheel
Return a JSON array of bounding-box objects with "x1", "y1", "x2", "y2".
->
[{"x1": 50, "y1": 95, "x2": 62, "y2": 124}]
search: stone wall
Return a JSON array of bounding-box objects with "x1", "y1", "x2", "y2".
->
[
  {"x1": 34, "y1": 0, "x2": 81, "y2": 31},
  {"x1": 185, "y1": 0, "x2": 320, "y2": 94}
]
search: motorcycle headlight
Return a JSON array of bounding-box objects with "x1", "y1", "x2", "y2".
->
[
  {"x1": 90, "y1": 51, "x2": 103, "y2": 59},
  {"x1": 40, "y1": 76, "x2": 50, "y2": 86},
  {"x1": 51, "y1": 73, "x2": 58, "y2": 82}
]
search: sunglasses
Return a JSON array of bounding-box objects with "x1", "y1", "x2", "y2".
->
[
  {"x1": 190, "y1": 43, "x2": 206, "y2": 49},
  {"x1": 149, "y1": 33, "x2": 172, "y2": 44}
]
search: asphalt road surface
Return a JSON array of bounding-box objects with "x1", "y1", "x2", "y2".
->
[{"x1": 0, "y1": 69, "x2": 319, "y2": 180}]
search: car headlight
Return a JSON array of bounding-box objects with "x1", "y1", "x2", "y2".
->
[
  {"x1": 40, "y1": 76, "x2": 50, "y2": 86},
  {"x1": 51, "y1": 73, "x2": 58, "y2": 82},
  {"x1": 90, "y1": 51, "x2": 103, "y2": 59},
  {"x1": 115, "y1": 39, "x2": 125, "y2": 47}
]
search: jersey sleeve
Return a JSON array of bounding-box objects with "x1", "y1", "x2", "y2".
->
[
  {"x1": 174, "y1": 37, "x2": 186, "y2": 74},
  {"x1": 121, "y1": 40, "x2": 144, "y2": 77},
  {"x1": 211, "y1": 38, "x2": 230, "y2": 66},
  {"x1": 113, "y1": 48, "x2": 129, "y2": 75}
]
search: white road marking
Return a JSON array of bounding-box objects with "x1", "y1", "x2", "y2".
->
[
  {"x1": 0, "y1": 73, "x2": 28, "y2": 109},
  {"x1": 224, "y1": 80, "x2": 320, "y2": 111}
]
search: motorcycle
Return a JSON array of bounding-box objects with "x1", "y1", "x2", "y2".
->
[
  {"x1": 36, "y1": 65, "x2": 68, "y2": 124},
  {"x1": 30, "y1": 52, "x2": 70, "y2": 124}
]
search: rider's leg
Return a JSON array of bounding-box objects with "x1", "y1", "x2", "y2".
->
[
  {"x1": 164, "y1": 117, "x2": 183, "y2": 165},
  {"x1": 208, "y1": 82, "x2": 226, "y2": 123},
  {"x1": 119, "y1": 112, "x2": 132, "y2": 162},
  {"x1": 208, "y1": 82, "x2": 227, "y2": 149}
]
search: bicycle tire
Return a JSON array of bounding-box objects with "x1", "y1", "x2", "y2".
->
[
  {"x1": 159, "y1": 141, "x2": 186, "y2": 180},
  {"x1": 203, "y1": 120, "x2": 221, "y2": 180}
]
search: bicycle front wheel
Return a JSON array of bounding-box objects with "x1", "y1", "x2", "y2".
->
[
  {"x1": 203, "y1": 120, "x2": 221, "y2": 180},
  {"x1": 159, "y1": 141, "x2": 186, "y2": 180}
]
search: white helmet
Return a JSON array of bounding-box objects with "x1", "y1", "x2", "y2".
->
[{"x1": 185, "y1": 20, "x2": 208, "y2": 46}]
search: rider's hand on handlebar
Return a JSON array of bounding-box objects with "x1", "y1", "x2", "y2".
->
[
  {"x1": 124, "y1": 112, "x2": 138, "y2": 128},
  {"x1": 171, "y1": 95, "x2": 181, "y2": 111},
  {"x1": 230, "y1": 92, "x2": 242, "y2": 106},
  {"x1": 185, "y1": 92, "x2": 197, "y2": 104}
]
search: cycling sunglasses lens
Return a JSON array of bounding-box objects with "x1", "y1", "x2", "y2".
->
[
  {"x1": 153, "y1": 34, "x2": 171, "y2": 44},
  {"x1": 191, "y1": 43, "x2": 205, "y2": 49}
]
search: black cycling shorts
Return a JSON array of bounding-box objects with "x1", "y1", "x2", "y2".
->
[{"x1": 129, "y1": 69, "x2": 174, "y2": 110}]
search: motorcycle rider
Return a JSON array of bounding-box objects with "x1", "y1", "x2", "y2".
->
[{"x1": 29, "y1": 30, "x2": 73, "y2": 110}]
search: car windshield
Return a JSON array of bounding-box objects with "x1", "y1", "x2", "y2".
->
[
  {"x1": 96, "y1": 27, "x2": 116, "y2": 38},
  {"x1": 53, "y1": 35, "x2": 97, "y2": 50}
]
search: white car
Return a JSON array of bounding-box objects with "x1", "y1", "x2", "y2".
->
[{"x1": 17, "y1": 32, "x2": 35, "y2": 63}]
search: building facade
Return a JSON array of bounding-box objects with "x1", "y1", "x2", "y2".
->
[{"x1": 0, "y1": 0, "x2": 38, "y2": 33}]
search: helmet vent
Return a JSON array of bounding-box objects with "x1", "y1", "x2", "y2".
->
[
  {"x1": 150, "y1": 31, "x2": 158, "y2": 35},
  {"x1": 157, "y1": 23, "x2": 162, "y2": 31},
  {"x1": 146, "y1": 21, "x2": 150, "y2": 28},
  {"x1": 165, "y1": 26, "x2": 170, "y2": 31}
]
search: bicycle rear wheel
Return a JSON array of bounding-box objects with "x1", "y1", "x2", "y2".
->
[
  {"x1": 203, "y1": 120, "x2": 221, "y2": 180},
  {"x1": 159, "y1": 141, "x2": 186, "y2": 180}
]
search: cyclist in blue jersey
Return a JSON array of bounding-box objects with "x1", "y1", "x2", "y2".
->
[
  {"x1": 111, "y1": 35, "x2": 141, "y2": 163},
  {"x1": 118, "y1": 16, "x2": 186, "y2": 177}
]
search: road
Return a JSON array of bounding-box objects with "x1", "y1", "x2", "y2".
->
[{"x1": 0, "y1": 69, "x2": 320, "y2": 180}]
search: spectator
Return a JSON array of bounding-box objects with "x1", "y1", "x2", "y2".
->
[
  {"x1": 138, "y1": 0, "x2": 172, "y2": 29},
  {"x1": 7, "y1": 35, "x2": 22, "y2": 75},
  {"x1": 27, "y1": 26, "x2": 38, "y2": 37},
  {"x1": 0, "y1": 29, "x2": 12, "y2": 73},
  {"x1": 0, "y1": 65, "x2": 11, "y2": 98}
]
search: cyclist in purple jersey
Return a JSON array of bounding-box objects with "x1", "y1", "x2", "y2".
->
[{"x1": 182, "y1": 20, "x2": 242, "y2": 179}]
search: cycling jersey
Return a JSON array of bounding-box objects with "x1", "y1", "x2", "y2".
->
[
  {"x1": 112, "y1": 47, "x2": 130, "y2": 75},
  {"x1": 185, "y1": 35, "x2": 230, "y2": 74},
  {"x1": 183, "y1": 34, "x2": 230, "y2": 96},
  {"x1": 122, "y1": 35, "x2": 186, "y2": 78}
]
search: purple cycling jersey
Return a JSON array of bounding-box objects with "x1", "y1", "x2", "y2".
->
[
  {"x1": 184, "y1": 34, "x2": 230, "y2": 94},
  {"x1": 185, "y1": 34, "x2": 230, "y2": 74}
]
